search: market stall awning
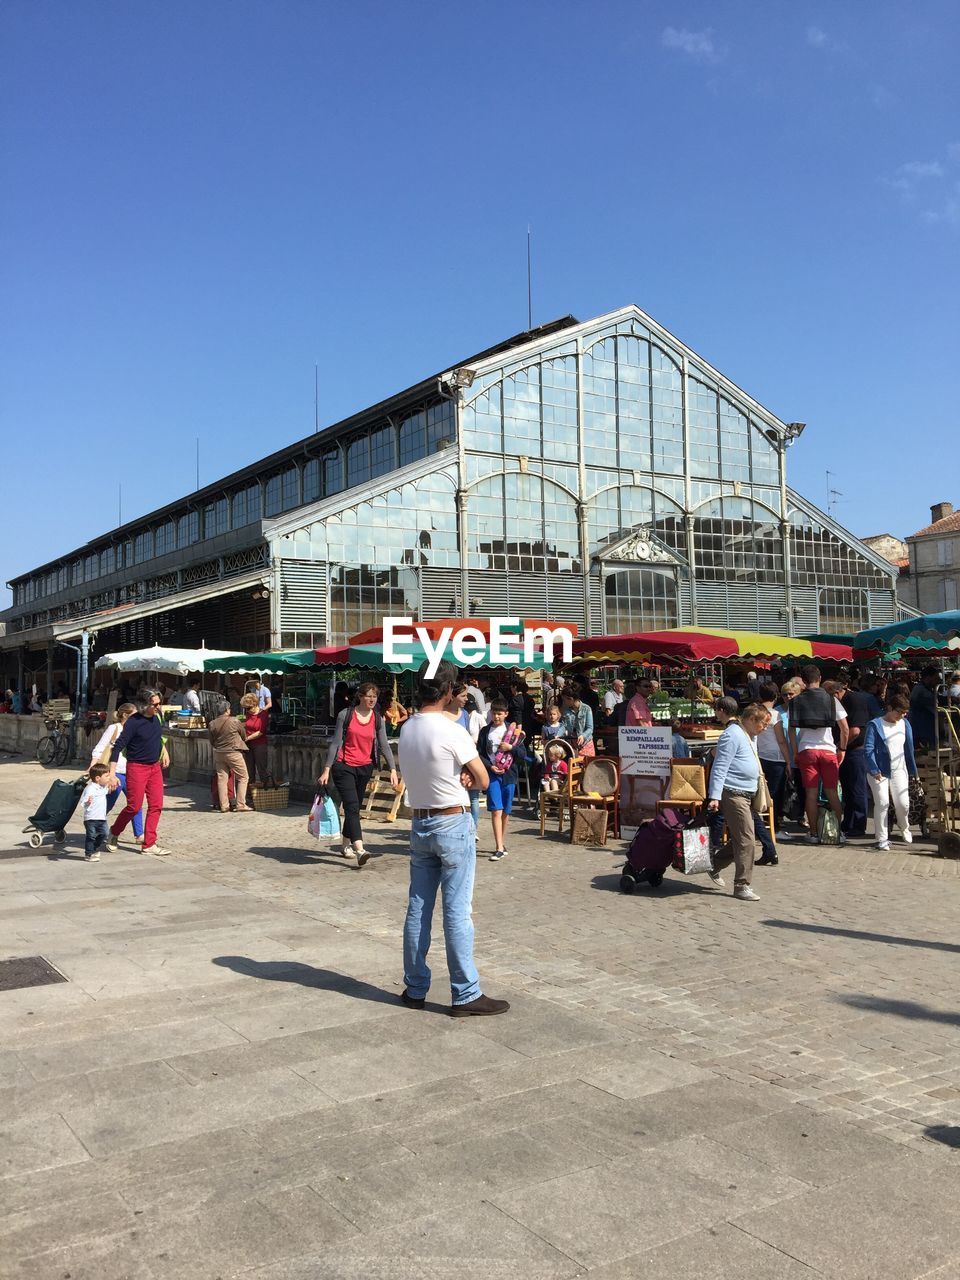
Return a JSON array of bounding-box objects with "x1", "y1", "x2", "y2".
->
[
  {"x1": 346, "y1": 640, "x2": 553, "y2": 673},
  {"x1": 96, "y1": 645, "x2": 237, "y2": 675},
  {"x1": 203, "y1": 649, "x2": 320, "y2": 674},
  {"x1": 854, "y1": 612, "x2": 960, "y2": 658},
  {"x1": 312, "y1": 644, "x2": 352, "y2": 667},
  {"x1": 348, "y1": 618, "x2": 578, "y2": 644},
  {"x1": 570, "y1": 628, "x2": 853, "y2": 664}
]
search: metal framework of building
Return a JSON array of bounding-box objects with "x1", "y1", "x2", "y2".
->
[{"x1": 1, "y1": 306, "x2": 901, "y2": 690}]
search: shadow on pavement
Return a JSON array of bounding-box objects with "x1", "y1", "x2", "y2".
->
[
  {"x1": 247, "y1": 844, "x2": 359, "y2": 867},
  {"x1": 211, "y1": 956, "x2": 396, "y2": 1004},
  {"x1": 924, "y1": 1125, "x2": 960, "y2": 1149},
  {"x1": 835, "y1": 993, "x2": 960, "y2": 1028},
  {"x1": 762, "y1": 919, "x2": 960, "y2": 955},
  {"x1": 590, "y1": 871, "x2": 713, "y2": 895}
]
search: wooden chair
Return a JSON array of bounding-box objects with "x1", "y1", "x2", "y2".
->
[
  {"x1": 539, "y1": 742, "x2": 583, "y2": 835},
  {"x1": 569, "y1": 757, "x2": 621, "y2": 842},
  {"x1": 656, "y1": 758, "x2": 708, "y2": 819}
]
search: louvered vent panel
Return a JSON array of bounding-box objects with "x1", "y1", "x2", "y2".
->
[
  {"x1": 546, "y1": 574, "x2": 586, "y2": 627},
  {"x1": 589, "y1": 575, "x2": 604, "y2": 633},
  {"x1": 758, "y1": 586, "x2": 789, "y2": 636},
  {"x1": 279, "y1": 561, "x2": 327, "y2": 632},
  {"x1": 678, "y1": 579, "x2": 693, "y2": 626},
  {"x1": 464, "y1": 570, "x2": 511, "y2": 616},
  {"x1": 791, "y1": 586, "x2": 819, "y2": 633},
  {"x1": 868, "y1": 591, "x2": 897, "y2": 626},
  {"x1": 420, "y1": 568, "x2": 462, "y2": 619},
  {"x1": 694, "y1": 583, "x2": 732, "y2": 628}
]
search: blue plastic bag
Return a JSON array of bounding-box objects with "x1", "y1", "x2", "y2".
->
[{"x1": 308, "y1": 791, "x2": 340, "y2": 839}]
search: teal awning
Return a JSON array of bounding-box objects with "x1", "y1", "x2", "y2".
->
[{"x1": 854, "y1": 612, "x2": 960, "y2": 657}]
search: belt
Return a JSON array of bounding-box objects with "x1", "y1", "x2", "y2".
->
[
  {"x1": 412, "y1": 805, "x2": 467, "y2": 818},
  {"x1": 723, "y1": 788, "x2": 757, "y2": 798}
]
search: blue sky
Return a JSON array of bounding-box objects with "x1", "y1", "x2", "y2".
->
[{"x1": 1, "y1": 0, "x2": 957, "y2": 604}]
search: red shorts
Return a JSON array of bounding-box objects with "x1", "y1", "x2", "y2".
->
[{"x1": 796, "y1": 749, "x2": 839, "y2": 790}]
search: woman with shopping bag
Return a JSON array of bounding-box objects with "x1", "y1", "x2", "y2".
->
[{"x1": 318, "y1": 683, "x2": 397, "y2": 867}]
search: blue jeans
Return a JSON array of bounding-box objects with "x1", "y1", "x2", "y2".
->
[
  {"x1": 403, "y1": 811, "x2": 480, "y2": 1006},
  {"x1": 106, "y1": 773, "x2": 144, "y2": 838},
  {"x1": 467, "y1": 789, "x2": 481, "y2": 829},
  {"x1": 840, "y1": 749, "x2": 869, "y2": 836},
  {"x1": 84, "y1": 819, "x2": 108, "y2": 856}
]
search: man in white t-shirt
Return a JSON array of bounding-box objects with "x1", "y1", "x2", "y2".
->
[
  {"x1": 789, "y1": 666, "x2": 849, "y2": 844},
  {"x1": 398, "y1": 674, "x2": 509, "y2": 1018},
  {"x1": 182, "y1": 681, "x2": 202, "y2": 713},
  {"x1": 603, "y1": 679, "x2": 624, "y2": 721}
]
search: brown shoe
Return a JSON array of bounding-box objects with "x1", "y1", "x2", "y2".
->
[{"x1": 450, "y1": 994, "x2": 510, "y2": 1018}]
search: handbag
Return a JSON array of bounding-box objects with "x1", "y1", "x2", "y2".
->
[
  {"x1": 750, "y1": 742, "x2": 772, "y2": 814},
  {"x1": 97, "y1": 723, "x2": 120, "y2": 766},
  {"x1": 492, "y1": 724, "x2": 523, "y2": 773},
  {"x1": 579, "y1": 738, "x2": 596, "y2": 758},
  {"x1": 908, "y1": 775, "x2": 927, "y2": 828},
  {"x1": 673, "y1": 821, "x2": 713, "y2": 875}
]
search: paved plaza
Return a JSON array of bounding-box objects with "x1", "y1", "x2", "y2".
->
[{"x1": 1, "y1": 755, "x2": 959, "y2": 1279}]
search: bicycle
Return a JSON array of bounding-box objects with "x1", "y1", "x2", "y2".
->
[{"x1": 37, "y1": 718, "x2": 72, "y2": 767}]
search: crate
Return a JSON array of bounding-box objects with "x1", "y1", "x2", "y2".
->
[{"x1": 249, "y1": 784, "x2": 290, "y2": 811}]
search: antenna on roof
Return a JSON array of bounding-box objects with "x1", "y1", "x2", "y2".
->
[
  {"x1": 527, "y1": 224, "x2": 533, "y2": 331},
  {"x1": 826, "y1": 469, "x2": 843, "y2": 518}
]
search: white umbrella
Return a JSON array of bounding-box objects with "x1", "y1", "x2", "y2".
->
[{"x1": 94, "y1": 644, "x2": 236, "y2": 676}]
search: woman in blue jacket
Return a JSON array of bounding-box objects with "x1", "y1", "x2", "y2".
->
[{"x1": 863, "y1": 693, "x2": 917, "y2": 851}]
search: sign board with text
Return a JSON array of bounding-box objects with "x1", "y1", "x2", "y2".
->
[{"x1": 618, "y1": 725, "x2": 673, "y2": 839}]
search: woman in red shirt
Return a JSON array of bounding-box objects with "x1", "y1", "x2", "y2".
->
[
  {"x1": 241, "y1": 693, "x2": 269, "y2": 786},
  {"x1": 318, "y1": 682, "x2": 397, "y2": 866}
]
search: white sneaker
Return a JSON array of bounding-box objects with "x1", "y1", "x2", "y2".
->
[
  {"x1": 355, "y1": 847, "x2": 370, "y2": 867},
  {"x1": 148, "y1": 845, "x2": 171, "y2": 857},
  {"x1": 341, "y1": 844, "x2": 355, "y2": 860},
  {"x1": 107, "y1": 834, "x2": 119, "y2": 851},
  {"x1": 708, "y1": 870, "x2": 725, "y2": 887},
  {"x1": 734, "y1": 885, "x2": 760, "y2": 901},
  {"x1": 875, "y1": 841, "x2": 890, "y2": 851},
  {"x1": 901, "y1": 829, "x2": 914, "y2": 844}
]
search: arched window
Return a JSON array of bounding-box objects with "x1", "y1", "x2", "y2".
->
[
  {"x1": 466, "y1": 473, "x2": 579, "y2": 572},
  {"x1": 604, "y1": 569, "x2": 678, "y2": 632},
  {"x1": 789, "y1": 510, "x2": 890, "y2": 589},
  {"x1": 692, "y1": 498, "x2": 783, "y2": 583},
  {"x1": 589, "y1": 485, "x2": 686, "y2": 558}
]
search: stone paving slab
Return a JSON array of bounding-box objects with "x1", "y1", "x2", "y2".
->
[{"x1": 1, "y1": 757, "x2": 959, "y2": 1278}]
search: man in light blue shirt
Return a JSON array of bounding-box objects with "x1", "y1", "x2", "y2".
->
[{"x1": 254, "y1": 677, "x2": 272, "y2": 713}]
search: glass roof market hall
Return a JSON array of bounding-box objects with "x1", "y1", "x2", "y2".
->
[{"x1": 2, "y1": 305, "x2": 900, "y2": 683}]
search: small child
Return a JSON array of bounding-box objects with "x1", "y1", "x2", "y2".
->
[
  {"x1": 81, "y1": 764, "x2": 110, "y2": 862},
  {"x1": 542, "y1": 743, "x2": 569, "y2": 792},
  {"x1": 541, "y1": 704, "x2": 564, "y2": 740}
]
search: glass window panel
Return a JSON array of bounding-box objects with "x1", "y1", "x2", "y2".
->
[
  {"x1": 323, "y1": 447, "x2": 343, "y2": 496},
  {"x1": 303, "y1": 458, "x2": 320, "y2": 503},
  {"x1": 346, "y1": 435, "x2": 369, "y2": 487},
  {"x1": 264, "y1": 475, "x2": 282, "y2": 517}
]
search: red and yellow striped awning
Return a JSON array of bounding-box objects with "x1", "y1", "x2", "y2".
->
[{"x1": 571, "y1": 628, "x2": 852, "y2": 665}]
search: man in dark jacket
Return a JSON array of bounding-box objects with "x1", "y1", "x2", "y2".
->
[{"x1": 837, "y1": 673, "x2": 873, "y2": 838}]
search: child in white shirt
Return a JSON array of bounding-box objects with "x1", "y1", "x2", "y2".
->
[{"x1": 80, "y1": 764, "x2": 110, "y2": 862}]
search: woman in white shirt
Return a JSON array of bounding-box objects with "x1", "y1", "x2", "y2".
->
[
  {"x1": 863, "y1": 694, "x2": 919, "y2": 851},
  {"x1": 445, "y1": 685, "x2": 485, "y2": 836},
  {"x1": 90, "y1": 703, "x2": 144, "y2": 845}
]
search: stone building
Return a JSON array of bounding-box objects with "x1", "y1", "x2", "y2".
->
[{"x1": 902, "y1": 502, "x2": 960, "y2": 613}]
